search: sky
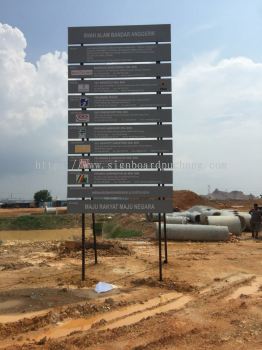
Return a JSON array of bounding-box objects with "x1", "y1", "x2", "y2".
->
[{"x1": 0, "y1": 0, "x2": 262, "y2": 199}]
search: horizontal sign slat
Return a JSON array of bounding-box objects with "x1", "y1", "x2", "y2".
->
[
  {"x1": 68, "y1": 79, "x2": 171, "y2": 93},
  {"x1": 68, "y1": 125, "x2": 172, "y2": 139},
  {"x1": 67, "y1": 186, "x2": 173, "y2": 198},
  {"x1": 68, "y1": 109, "x2": 172, "y2": 124},
  {"x1": 68, "y1": 155, "x2": 173, "y2": 170},
  {"x1": 68, "y1": 171, "x2": 173, "y2": 185},
  {"x1": 68, "y1": 140, "x2": 172, "y2": 154},
  {"x1": 68, "y1": 94, "x2": 172, "y2": 108},
  {"x1": 68, "y1": 63, "x2": 171, "y2": 79},
  {"x1": 68, "y1": 199, "x2": 173, "y2": 213},
  {"x1": 68, "y1": 24, "x2": 171, "y2": 44},
  {"x1": 68, "y1": 44, "x2": 171, "y2": 64}
]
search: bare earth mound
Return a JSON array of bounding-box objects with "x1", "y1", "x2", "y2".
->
[{"x1": 173, "y1": 190, "x2": 209, "y2": 210}]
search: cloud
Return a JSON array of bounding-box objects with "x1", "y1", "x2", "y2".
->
[
  {"x1": 0, "y1": 23, "x2": 67, "y2": 199},
  {"x1": 174, "y1": 51, "x2": 262, "y2": 194},
  {"x1": 0, "y1": 23, "x2": 67, "y2": 134}
]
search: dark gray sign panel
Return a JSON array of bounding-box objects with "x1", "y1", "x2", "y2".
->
[
  {"x1": 68, "y1": 109, "x2": 172, "y2": 124},
  {"x1": 68, "y1": 140, "x2": 172, "y2": 154},
  {"x1": 68, "y1": 155, "x2": 173, "y2": 170},
  {"x1": 68, "y1": 94, "x2": 172, "y2": 108},
  {"x1": 68, "y1": 24, "x2": 171, "y2": 44},
  {"x1": 68, "y1": 125, "x2": 172, "y2": 139},
  {"x1": 68, "y1": 79, "x2": 171, "y2": 94},
  {"x1": 68, "y1": 171, "x2": 173, "y2": 185},
  {"x1": 68, "y1": 199, "x2": 173, "y2": 213},
  {"x1": 68, "y1": 44, "x2": 171, "y2": 64},
  {"x1": 67, "y1": 186, "x2": 173, "y2": 199},
  {"x1": 68, "y1": 63, "x2": 171, "y2": 79}
]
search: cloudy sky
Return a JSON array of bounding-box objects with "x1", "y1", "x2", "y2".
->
[{"x1": 0, "y1": 0, "x2": 262, "y2": 199}]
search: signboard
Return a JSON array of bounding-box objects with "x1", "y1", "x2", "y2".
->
[
  {"x1": 68, "y1": 171, "x2": 173, "y2": 185},
  {"x1": 67, "y1": 186, "x2": 173, "y2": 199},
  {"x1": 68, "y1": 78, "x2": 171, "y2": 93},
  {"x1": 68, "y1": 109, "x2": 172, "y2": 124},
  {"x1": 68, "y1": 44, "x2": 171, "y2": 63},
  {"x1": 68, "y1": 125, "x2": 172, "y2": 139},
  {"x1": 68, "y1": 140, "x2": 172, "y2": 154},
  {"x1": 68, "y1": 24, "x2": 173, "y2": 215},
  {"x1": 68, "y1": 94, "x2": 172, "y2": 108},
  {"x1": 68, "y1": 63, "x2": 171, "y2": 79},
  {"x1": 68, "y1": 24, "x2": 171, "y2": 44},
  {"x1": 68, "y1": 199, "x2": 173, "y2": 213},
  {"x1": 68, "y1": 155, "x2": 173, "y2": 170}
]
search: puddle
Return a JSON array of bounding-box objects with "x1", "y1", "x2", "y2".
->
[
  {"x1": 36, "y1": 291, "x2": 188, "y2": 340},
  {"x1": 101, "y1": 295, "x2": 192, "y2": 330},
  {"x1": 199, "y1": 273, "x2": 255, "y2": 296},
  {"x1": 0, "y1": 299, "x2": 24, "y2": 311},
  {"x1": 226, "y1": 276, "x2": 262, "y2": 300},
  {"x1": 0, "y1": 308, "x2": 52, "y2": 323}
]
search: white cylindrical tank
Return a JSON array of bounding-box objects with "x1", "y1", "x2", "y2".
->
[
  {"x1": 237, "y1": 212, "x2": 251, "y2": 231},
  {"x1": 165, "y1": 215, "x2": 189, "y2": 224},
  {"x1": 45, "y1": 207, "x2": 57, "y2": 214},
  {"x1": 206, "y1": 216, "x2": 243, "y2": 235},
  {"x1": 155, "y1": 224, "x2": 229, "y2": 241}
]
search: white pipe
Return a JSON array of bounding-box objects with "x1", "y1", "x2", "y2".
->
[{"x1": 155, "y1": 223, "x2": 229, "y2": 241}]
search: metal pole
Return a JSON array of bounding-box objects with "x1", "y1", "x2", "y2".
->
[
  {"x1": 81, "y1": 212, "x2": 85, "y2": 281},
  {"x1": 163, "y1": 213, "x2": 168, "y2": 263},
  {"x1": 92, "y1": 213, "x2": 97, "y2": 264},
  {"x1": 158, "y1": 213, "x2": 162, "y2": 281}
]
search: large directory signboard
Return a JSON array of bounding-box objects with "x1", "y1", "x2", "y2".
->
[{"x1": 67, "y1": 24, "x2": 173, "y2": 213}]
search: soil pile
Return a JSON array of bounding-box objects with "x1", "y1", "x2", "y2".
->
[{"x1": 173, "y1": 190, "x2": 209, "y2": 210}]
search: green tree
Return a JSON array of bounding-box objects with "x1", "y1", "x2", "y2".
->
[{"x1": 34, "y1": 190, "x2": 52, "y2": 206}]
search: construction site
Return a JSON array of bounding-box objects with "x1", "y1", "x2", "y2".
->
[{"x1": 0, "y1": 190, "x2": 261, "y2": 350}]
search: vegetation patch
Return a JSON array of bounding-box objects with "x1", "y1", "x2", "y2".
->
[
  {"x1": 0, "y1": 214, "x2": 81, "y2": 230},
  {"x1": 103, "y1": 221, "x2": 142, "y2": 238}
]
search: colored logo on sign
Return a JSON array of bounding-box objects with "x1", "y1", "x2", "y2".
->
[
  {"x1": 75, "y1": 144, "x2": 91, "y2": 153},
  {"x1": 80, "y1": 98, "x2": 89, "y2": 107},
  {"x1": 76, "y1": 174, "x2": 88, "y2": 184},
  {"x1": 75, "y1": 113, "x2": 90, "y2": 122}
]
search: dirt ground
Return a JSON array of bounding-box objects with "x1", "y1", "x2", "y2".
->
[{"x1": 0, "y1": 223, "x2": 261, "y2": 350}]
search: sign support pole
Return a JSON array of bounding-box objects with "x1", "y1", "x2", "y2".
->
[
  {"x1": 92, "y1": 213, "x2": 98, "y2": 264},
  {"x1": 163, "y1": 213, "x2": 167, "y2": 263},
  {"x1": 81, "y1": 212, "x2": 85, "y2": 280},
  {"x1": 158, "y1": 213, "x2": 163, "y2": 281}
]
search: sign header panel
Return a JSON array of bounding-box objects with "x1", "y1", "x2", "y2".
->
[
  {"x1": 68, "y1": 44, "x2": 171, "y2": 64},
  {"x1": 68, "y1": 109, "x2": 172, "y2": 124},
  {"x1": 68, "y1": 24, "x2": 171, "y2": 44},
  {"x1": 68, "y1": 199, "x2": 173, "y2": 213},
  {"x1": 68, "y1": 63, "x2": 171, "y2": 79}
]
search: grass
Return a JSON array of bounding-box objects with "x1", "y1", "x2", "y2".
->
[
  {"x1": 0, "y1": 214, "x2": 81, "y2": 230},
  {"x1": 102, "y1": 221, "x2": 142, "y2": 239}
]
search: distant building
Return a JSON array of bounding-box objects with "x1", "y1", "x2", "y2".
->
[{"x1": 0, "y1": 200, "x2": 34, "y2": 208}]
